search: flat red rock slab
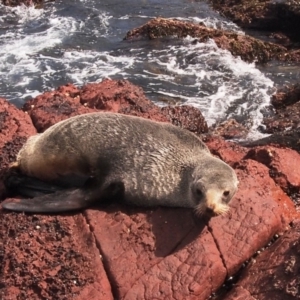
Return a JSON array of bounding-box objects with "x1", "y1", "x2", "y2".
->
[
  {"x1": 209, "y1": 159, "x2": 289, "y2": 276},
  {"x1": 224, "y1": 221, "x2": 300, "y2": 300},
  {"x1": 85, "y1": 206, "x2": 226, "y2": 300}
]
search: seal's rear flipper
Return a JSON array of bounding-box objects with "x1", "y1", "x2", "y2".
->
[
  {"x1": 1, "y1": 188, "x2": 92, "y2": 213},
  {"x1": 4, "y1": 174, "x2": 66, "y2": 198},
  {"x1": 4, "y1": 172, "x2": 90, "y2": 198},
  {"x1": 2, "y1": 179, "x2": 125, "y2": 213}
]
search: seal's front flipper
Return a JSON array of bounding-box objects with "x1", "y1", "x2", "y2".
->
[{"x1": 1, "y1": 188, "x2": 92, "y2": 213}]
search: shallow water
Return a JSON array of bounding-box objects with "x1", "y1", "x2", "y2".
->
[{"x1": 0, "y1": 0, "x2": 297, "y2": 139}]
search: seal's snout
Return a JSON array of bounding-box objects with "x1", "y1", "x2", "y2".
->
[
  {"x1": 194, "y1": 188, "x2": 231, "y2": 217},
  {"x1": 206, "y1": 189, "x2": 230, "y2": 215}
]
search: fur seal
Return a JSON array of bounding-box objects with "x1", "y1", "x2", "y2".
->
[{"x1": 2, "y1": 112, "x2": 239, "y2": 215}]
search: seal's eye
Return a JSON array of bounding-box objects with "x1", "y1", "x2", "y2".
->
[
  {"x1": 196, "y1": 188, "x2": 203, "y2": 197},
  {"x1": 223, "y1": 190, "x2": 230, "y2": 197}
]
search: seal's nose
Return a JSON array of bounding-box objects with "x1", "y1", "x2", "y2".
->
[{"x1": 205, "y1": 206, "x2": 214, "y2": 215}]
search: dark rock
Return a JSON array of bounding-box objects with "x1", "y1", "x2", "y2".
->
[
  {"x1": 244, "y1": 128, "x2": 300, "y2": 153},
  {"x1": 224, "y1": 221, "x2": 300, "y2": 300},
  {"x1": 263, "y1": 102, "x2": 300, "y2": 133},
  {"x1": 1, "y1": 0, "x2": 54, "y2": 7},
  {"x1": 210, "y1": 0, "x2": 300, "y2": 45},
  {"x1": 211, "y1": 119, "x2": 248, "y2": 139},
  {"x1": 124, "y1": 17, "x2": 300, "y2": 64},
  {"x1": 263, "y1": 83, "x2": 300, "y2": 133},
  {"x1": 271, "y1": 83, "x2": 300, "y2": 109}
]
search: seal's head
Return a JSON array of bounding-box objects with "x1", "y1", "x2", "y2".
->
[{"x1": 191, "y1": 157, "x2": 239, "y2": 217}]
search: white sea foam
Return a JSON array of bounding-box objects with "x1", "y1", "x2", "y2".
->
[
  {"x1": 142, "y1": 38, "x2": 274, "y2": 139},
  {"x1": 11, "y1": 4, "x2": 44, "y2": 23},
  {"x1": 0, "y1": 2, "x2": 274, "y2": 140},
  {"x1": 36, "y1": 37, "x2": 273, "y2": 140},
  {"x1": 177, "y1": 16, "x2": 244, "y2": 34},
  {"x1": 59, "y1": 50, "x2": 135, "y2": 84},
  {"x1": 0, "y1": 5, "x2": 82, "y2": 100}
]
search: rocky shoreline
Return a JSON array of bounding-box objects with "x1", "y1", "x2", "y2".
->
[
  {"x1": 1, "y1": 79, "x2": 300, "y2": 300},
  {"x1": 1, "y1": 0, "x2": 300, "y2": 299}
]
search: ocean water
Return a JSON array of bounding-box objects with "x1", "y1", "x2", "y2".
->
[{"x1": 0, "y1": 0, "x2": 297, "y2": 139}]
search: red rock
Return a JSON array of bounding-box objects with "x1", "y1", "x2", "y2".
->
[
  {"x1": 24, "y1": 79, "x2": 172, "y2": 132},
  {"x1": 246, "y1": 146, "x2": 300, "y2": 191},
  {"x1": 0, "y1": 98, "x2": 36, "y2": 199},
  {"x1": 0, "y1": 98, "x2": 113, "y2": 299},
  {"x1": 0, "y1": 211, "x2": 113, "y2": 299},
  {"x1": 203, "y1": 135, "x2": 248, "y2": 166},
  {"x1": 224, "y1": 221, "x2": 300, "y2": 300},
  {"x1": 23, "y1": 83, "x2": 96, "y2": 132},
  {"x1": 160, "y1": 105, "x2": 208, "y2": 134},
  {"x1": 80, "y1": 79, "x2": 169, "y2": 123},
  {"x1": 0, "y1": 98, "x2": 36, "y2": 149},
  {"x1": 1, "y1": 82, "x2": 299, "y2": 300}
]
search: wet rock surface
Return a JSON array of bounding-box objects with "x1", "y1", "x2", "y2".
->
[
  {"x1": 245, "y1": 129, "x2": 300, "y2": 153},
  {"x1": 124, "y1": 17, "x2": 300, "y2": 64},
  {"x1": 263, "y1": 83, "x2": 300, "y2": 134},
  {"x1": 211, "y1": 119, "x2": 248, "y2": 140},
  {"x1": 249, "y1": 83, "x2": 300, "y2": 152},
  {"x1": 1, "y1": 79, "x2": 300, "y2": 299},
  {"x1": 210, "y1": 0, "x2": 300, "y2": 46},
  {"x1": 1, "y1": 0, "x2": 53, "y2": 7}
]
